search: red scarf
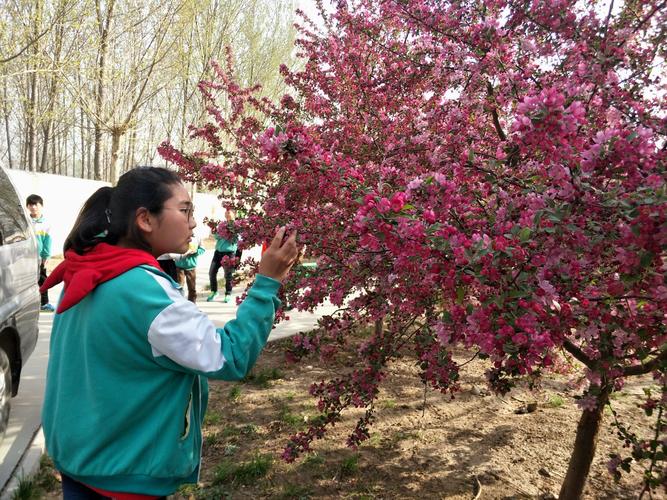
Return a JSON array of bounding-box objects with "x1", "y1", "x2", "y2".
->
[{"x1": 40, "y1": 243, "x2": 159, "y2": 313}]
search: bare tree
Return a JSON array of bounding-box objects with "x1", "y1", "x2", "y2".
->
[{"x1": 0, "y1": 0, "x2": 298, "y2": 178}]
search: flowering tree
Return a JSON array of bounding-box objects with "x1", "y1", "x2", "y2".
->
[{"x1": 159, "y1": 0, "x2": 667, "y2": 497}]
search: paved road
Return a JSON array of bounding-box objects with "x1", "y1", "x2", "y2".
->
[{"x1": 0, "y1": 250, "x2": 336, "y2": 495}]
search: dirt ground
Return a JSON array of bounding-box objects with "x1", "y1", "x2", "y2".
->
[{"x1": 38, "y1": 335, "x2": 661, "y2": 500}]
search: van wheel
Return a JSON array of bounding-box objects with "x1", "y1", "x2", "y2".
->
[{"x1": 0, "y1": 347, "x2": 11, "y2": 438}]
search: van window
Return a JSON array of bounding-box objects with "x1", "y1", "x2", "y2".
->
[{"x1": 0, "y1": 169, "x2": 29, "y2": 245}]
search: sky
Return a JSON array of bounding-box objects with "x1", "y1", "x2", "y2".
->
[{"x1": 295, "y1": 0, "x2": 330, "y2": 28}]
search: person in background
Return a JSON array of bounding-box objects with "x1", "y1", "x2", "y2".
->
[
  {"x1": 40, "y1": 166, "x2": 298, "y2": 499},
  {"x1": 175, "y1": 237, "x2": 205, "y2": 303},
  {"x1": 26, "y1": 194, "x2": 55, "y2": 312},
  {"x1": 207, "y1": 208, "x2": 239, "y2": 303}
]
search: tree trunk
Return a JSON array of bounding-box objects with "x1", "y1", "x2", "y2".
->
[
  {"x1": 86, "y1": 117, "x2": 92, "y2": 179},
  {"x1": 109, "y1": 128, "x2": 122, "y2": 183},
  {"x1": 71, "y1": 106, "x2": 76, "y2": 177},
  {"x1": 559, "y1": 386, "x2": 612, "y2": 499},
  {"x1": 93, "y1": 122, "x2": 103, "y2": 179},
  {"x1": 26, "y1": 67, "x2": 37, "y2": 171},
  {"x1": 129, "y1": 128, "x2": 137, "y2": 171},
  {"x1": 374, "y1": 318, "x2": 384, "y2": 336},
  {"x1": 40, "y1": 122, "x2": 51, "y2": 172},
  {"x1": 56, "y1": 126, "x2": 63, "y2": 175},
  {"x1": 2, "y1": 80, "x2": 12, "y2": 170},
  {"x1": 93, "y1": 0, "x2": 115, "y2": 180},
  {"x1": 26, "y1": 0, "x2": 41, "y2": 172},
  {"x1": 80, "y1": 107, "x2": 86, "y2": 178},
  {"x1": 40, "y1": 21, "x2": 63, "y2": 174}
]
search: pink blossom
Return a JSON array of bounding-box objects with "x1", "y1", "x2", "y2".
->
[{"x1": 390, "y1": 192, "x2": 407, "y2": 212}]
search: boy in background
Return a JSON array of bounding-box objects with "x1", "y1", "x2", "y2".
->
[
  {"x1": 26, "y1": 194, "x2": 55, "y2": 312},
  {"x1": 207, "y1": 208, "x2": 238, "y2": 303},
  {"x1": 175, "y1": 239, "x2": 205, "y2": 303}
]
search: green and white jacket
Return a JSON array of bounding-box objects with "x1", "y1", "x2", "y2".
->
[
  {"x1": 42, "y1": 265, "x2": 280, "y2": 495},
  {"x1": 30, "y1": 215, "x2": 51, "y2": 260}
]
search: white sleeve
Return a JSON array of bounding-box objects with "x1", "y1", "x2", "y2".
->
[{"x1": 144, "y1": 271, "x2": 226, "y2": 373}]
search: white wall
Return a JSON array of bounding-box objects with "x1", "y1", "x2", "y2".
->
[
  {"x1": 5, "y1": 169, "x2": 226, "y2": 257},
  {"x1": 7, "y1": 170, "x2": 111, "y2": 257}
]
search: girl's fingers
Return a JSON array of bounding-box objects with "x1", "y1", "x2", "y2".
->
[{"x1": 269, "y1": 227, "x2": 287, "y2": 250}]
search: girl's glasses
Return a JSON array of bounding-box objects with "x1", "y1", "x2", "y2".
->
[{"x1": 164, "y1": 206, "x2": 195, "y2": 220}]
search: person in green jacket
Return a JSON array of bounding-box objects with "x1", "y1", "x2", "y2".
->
[
  {"x1": 26, "y1": 194, "x2": 55, "y2": 312},
  {"x1": 40, "y1": 167, "x2": 298, "y2": 499},
  {"x1": 175, "y1": 238, "x2": 205, "y2": 303},
  {"x1": 207, "y1": 208, "x2": 239, "y2": 303}
]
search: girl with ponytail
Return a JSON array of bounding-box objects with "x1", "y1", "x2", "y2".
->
[{"x1": 41, "y1": 166, "x2": 298, "y2": 499}]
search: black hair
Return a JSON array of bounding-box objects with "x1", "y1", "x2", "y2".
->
[
  {"x1": 64, "y1": 166, "x2": 182, "y2": 254},
  {"x1": 26, "y1": 194, "x2": 43, "y2": 206}
]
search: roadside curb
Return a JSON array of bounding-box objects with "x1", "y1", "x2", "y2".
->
[{"x1": 0, "y1": 428, "x2": 45, "y2": 500}]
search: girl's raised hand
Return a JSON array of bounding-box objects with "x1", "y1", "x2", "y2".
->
[{"x1": 257, "y1": 227, "x2": 299, "y2": 282}]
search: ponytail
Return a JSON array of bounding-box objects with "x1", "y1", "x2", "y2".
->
[{"x1": 64, "y1": 186, "x2": 114, "y2": 254}]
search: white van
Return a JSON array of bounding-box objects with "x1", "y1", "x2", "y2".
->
[{"x1": 0, "y1": 167, "x2": 40, "y2": 438}]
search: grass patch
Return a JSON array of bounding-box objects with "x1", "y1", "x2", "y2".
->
[
  {"x1": 228, "y1": 385, "x2": 242, "y2": 402},
  {"x1": 547, "y1": 394, "x2": 565, "y2": 408},
  {"x1": 177, "y1": 483, "x2": 200, "y2": 497},
  {"x1": 213, "y1": 453, "x2": 273, "y2": 485},
  {"x1": 277, "y1": 482, "x2": 313, "y2": 499},
  {"x1": 338, "y1": 453, "x2": 360, "y2": 479},
  {"x1": 223, "y1": 444, "x2": 239, "y2": 456},
  {"x1": 302, "y1": 413, "x2": 328, "y2": 426},
  {"x1": 366, "y1": 432, "x2": 383, "y2": 447},
  {"x1": 11, "y1": 454, "x2": 59, "y2": 499},
  {"x1": 204, "y1": 432, "x2": 220, "y2": 447},
  {"x1": 279, "y1": 408, "x2": 303, "y2": 427},
  {"x1": 301, "y1": 452, "x2": 325, "y2": 469},
  {"x1": 380, "y1": 399, "x2": 397, "y2": 409},
  {"x1": 392, "y1": 430, "x2": 419, "y2": 442},
  {"x1": 243, "y1": 367, "x2": 285, "y2": 387},
  {"x1": 218, "y1": 424, "x2": 258, "y2": 440},
  {"x1": 35, "y1": 455, "x2": 59, "y2": 491},
  {"x1": 204, "y1": 410, "x2": 223, "y2": 425},
  {"x1": 189, "y1": 484, "x2": 232, "y2": 500},
  {"x1": 11, "y1": 475, "x2": 38, "y2": 500},
  {"x1": 241, "y1": 424, "x2": 259, "y2": 435}
]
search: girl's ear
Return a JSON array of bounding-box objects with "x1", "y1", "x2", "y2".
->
[{"x1": 135, "y1": 207, "x2": 154, "y2": 234}]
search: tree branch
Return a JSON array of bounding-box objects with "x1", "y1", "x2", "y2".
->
[
  {"x1": 562, "y1": 340, "x2": 594, "y2": 368},
  {"x1": 622, "y1": 348, "x2": 667, "y2": 377},
  {"x1": 486, "y1": 81, "x2": 506, "y2": 141}
]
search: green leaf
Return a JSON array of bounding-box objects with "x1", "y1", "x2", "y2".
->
[
  {"x1": 456, "y1": 287, "x2": 465, "y2": 304},
  {"x1": 503, "y1": 343, "x2": 519, "y2": 354},
  {"x1": 640, "y1": 251, "x2": 654, "y2": 269},
  {"x1": 533, "y1": 211, "x2": 543, "y2": 226},
  {"x1": 519, "y1": 227, "x2": 531, "y2": 242}
]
